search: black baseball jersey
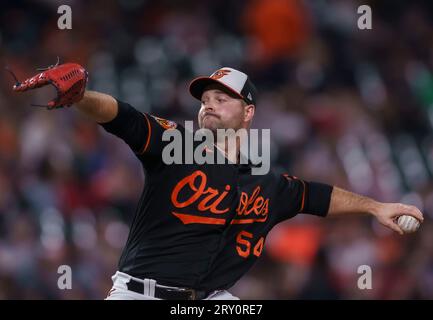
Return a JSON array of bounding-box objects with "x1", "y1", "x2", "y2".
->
[{"x1": 100, "y1": 100, "x2": 333, "y2": 292}]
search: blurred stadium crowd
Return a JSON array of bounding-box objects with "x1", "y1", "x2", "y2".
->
[{"x1": 1, "y1": 0, "x2": 433, "y2": 299}]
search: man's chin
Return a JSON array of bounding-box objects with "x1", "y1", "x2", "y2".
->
[
  {"x1": 200, "y1": 124, "x2": 218, "y2": 135},
  {"x1": 200, "y1": 119, "x2": 220, "y2": 132}
]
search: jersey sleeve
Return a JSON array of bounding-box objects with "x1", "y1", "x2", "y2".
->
[
  {"x1": 99, "y1": 99, "x2": 179, "y2": 159},
  {"x1": 274, "y1": 174, "x2": 334, "y2": 223}
]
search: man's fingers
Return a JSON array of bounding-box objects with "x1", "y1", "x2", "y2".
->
[
  {"x1": 386, "y1": 220, "x2": 404, "y2": 235},
  {"x1": 399, "y1": 204, "x2": 424, "y2": 222}
]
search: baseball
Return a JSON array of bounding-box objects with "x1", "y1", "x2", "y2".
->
[{"x1": 397, "y1": 215, "x2": 420, "y2": 233}]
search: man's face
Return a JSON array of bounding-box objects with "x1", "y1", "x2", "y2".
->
[{"x1": 198, "y1": 84, "x2": 247, "y2": 132}]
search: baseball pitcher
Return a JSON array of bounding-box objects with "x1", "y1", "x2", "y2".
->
[{"x1": 11, "y1": 62, "x2": 424, "y2": 300}]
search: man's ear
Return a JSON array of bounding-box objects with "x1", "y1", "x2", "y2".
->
[{"x1": 244, "y1": 104, "x2": 255, "y2": 122}]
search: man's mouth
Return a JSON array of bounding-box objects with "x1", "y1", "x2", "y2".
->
[{"x1": 202, "y1": 112, "x2": 219, "y2": 120}]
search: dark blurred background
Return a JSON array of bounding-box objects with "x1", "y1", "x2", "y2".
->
[{"x1": 1, "y1": 0, "x2": 433, "y2": 299}]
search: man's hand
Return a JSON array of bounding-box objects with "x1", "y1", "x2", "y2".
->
[
  {"x1": 12, "y1": 62, "x2": 88, "y2": 109},
  {"x1": 328, "y1": 187, "x2": 424, "y2": 235},
  {"x1": 372, "y1": 202, "x2": 424, "y2": 235}
]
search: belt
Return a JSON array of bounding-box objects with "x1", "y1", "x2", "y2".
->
[{"x1": 126, "y1": 278, "x2": 211, "y2": 300}]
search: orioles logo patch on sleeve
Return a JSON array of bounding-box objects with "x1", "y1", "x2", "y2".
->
[{"x1": 151, "y1": 116, "x2": 177, "y2": 130}]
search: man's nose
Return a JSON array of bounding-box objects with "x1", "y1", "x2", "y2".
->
[{"x1": 204, "y1": 102, "x2": 215, "y2": 112}]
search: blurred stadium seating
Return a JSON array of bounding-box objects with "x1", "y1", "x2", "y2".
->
[{"x1": 0, "y1": 0, "x2": 433, "y2": 299}]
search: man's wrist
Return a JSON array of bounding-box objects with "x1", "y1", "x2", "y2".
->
[{"x1": 367, "y1": 200, "x2": 382, "y2": 217}]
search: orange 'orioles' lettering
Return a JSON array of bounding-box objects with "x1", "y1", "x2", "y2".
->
[
  {"x1": 170, "y1": 170, "x2": 269, "y2": 225},
  {"x1": 171, "y1": 170, "x2": 230, "y2": 214},
  {"x1": 231, "y1": 186, "x2": 269, "y2": 224}
]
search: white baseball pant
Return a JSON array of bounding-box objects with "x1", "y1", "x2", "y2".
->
[{"x1": 105, "y1": 271, "x2": 239, "y2": 300}]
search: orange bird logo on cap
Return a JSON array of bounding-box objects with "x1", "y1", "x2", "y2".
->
[{"x1": 210, "y1": 69, "x2": 231, "y2": 80}]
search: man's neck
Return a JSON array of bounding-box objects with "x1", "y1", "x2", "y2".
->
[{"x1": 215, "y1": 136, "x2": 240, "y2": 164}]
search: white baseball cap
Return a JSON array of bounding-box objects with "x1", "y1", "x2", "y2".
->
[{"x1": 189, "y1": 67, "x2": 257, "y2": 105}]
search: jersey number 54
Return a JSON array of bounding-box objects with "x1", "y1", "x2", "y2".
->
[{"x1": 236, "y1": 231, "x2": 264, "y2": 258}]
